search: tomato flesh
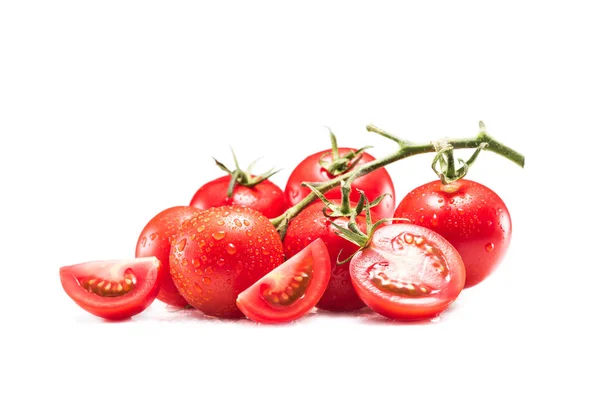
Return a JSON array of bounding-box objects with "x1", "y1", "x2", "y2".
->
[
  {"x1": 350, "y1": 224, "x2": 465, "y2": 321},
  {"x1": 237, "y1": 238, "x2": 331, "y2": 323},
  {"x1": 60, "y1": 257, "x2": 162, "y2": 320}
]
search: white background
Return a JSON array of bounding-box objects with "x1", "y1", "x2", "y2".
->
[{"x1": 1, "y1": 1, "x2": 598, "y2": 399}]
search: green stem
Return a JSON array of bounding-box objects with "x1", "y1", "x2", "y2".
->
[{"x1": 270, "y1": 123, "x2": 525, "y2": 236}]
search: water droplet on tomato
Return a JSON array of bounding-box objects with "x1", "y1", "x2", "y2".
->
[
  {"x1": 431, "y1": 214, "x2": 439, "y2": 226},
  {"x1": 437, "y1": 198, "x2": 443, "y2": 203},
  {"x1": 487, "y1": 221, "x2": 493, "y2": 226},
  {"x1": 217, "y1": 220, "x2": 224, "y2": 226},
  {"x1": 419, "y1": 215, "x2": 425, "y2": 223},
  {"x1": 181, "y1": 258, "x2": 188, "y2": 267},
  {"x1": 212, "y1": 231, "x2": 226, "y2": 240},
  {"x1": 262, "y1": 247, "x2": 269, "y2": 255},
  {"x1": 243, "y1": 220, "x2": 250, "y2": 227},
  {"x1": 194, "y1": 283, "x2": 203, "y2": 294},
  {"x1": 234, "y1": 219, "x2": 242, "y2": 227},
  {"x1": 197, "y1": 225, "x2": 205, "y2": 232},
  {"x1": 176, "y1": 238, "x2": 187, "y2": 252},
  {"x1": 205, "y1": 266, "x2": 213, "y2": 275},
  {"x1": 246, "y1": 230, "x2": 252, "y2": 237},
  {"x1": 226, "y1": 243, "x2": 237, "y2": 254},
  {"x1": 150, "y1": 233, "x2": 158, "y2": 240},
  {"x1": 192, "y1": 258, "x2": 200, "y2": 267},
  {"x1": 223, "y1": 211, "x2": 230, "y2": 217},
  {"x1": 485, "y1": 243, "x2": 494, "y2": 252},
  {"x1": 457, "y1": 208, "x2": 465, "y2": 215},
  {"x1": 202, "y1": 277, "x2": 211, "y2": 285},
  {"x1": 201, "y1": 255, "x2": 208, "y2": 263},
  {"x1": 140, "y1": 237, "x2": 147, "y2": 247},
  {"x1": 449, "y1": 198, "x2": 455, "y2": 204},
  {"x1": 216, "y1": 259, "x2": 225, "y2": 267}
]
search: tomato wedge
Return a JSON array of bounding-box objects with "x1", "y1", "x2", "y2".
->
[
  {"x1": 236, "y1": 238, "x2": 331, "y2": 323},
  {"x1": 349, "y1": 224, "x2": 466, "y2": 321},
  {"x1": 59, "y1": 257, "x2": 162, "y2": 320}
]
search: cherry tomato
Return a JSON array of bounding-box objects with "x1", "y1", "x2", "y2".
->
[
  {"x1": 393, "y1": 179, "x2": 511, "y2": 288},
  {"x1": 135, "y1": 206, "x2": 199, "y2": 307},
  {"x1": 284, "y1": 148, "x2": 395, "y2": 218},
  {"x1": 169, "y1": 205, "x2": 285, "y2": 318},
  {"x1": 283, "y1": 202, "x2": 380, "y2": 312},
  {"x1": 190, "y1": 175, "x2": 285, "y2": 219},
  {"x1": 60, "y1": 257, "x2": 162, "y2": 320},
  {"x1": 349, "y1": 224, "x2": 465, "y2": 320},
  {"x1": 237, "y1": 238, "x2": 331, "y2": 323}
]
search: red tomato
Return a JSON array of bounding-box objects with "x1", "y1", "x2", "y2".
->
[
  {"x1": 349, "y1": 224, "x2": 465, "y2": 320},
  {"x1": 283, "y1": 202, "x2": 380, "y2": 312},
  {"x1": 135, "y1": 206, "x2": 199, "y2": 307},
  {"x1": 59, "y1": 257, "x2": 162, "y2": 320},
  {"x1": 237, "y1": 238, "x2": 331, "y2": 323},
  {"x1": 284, "y1": 148, "x2": 396, "y2": 218},
  {"x1": 393, "y1": 179, "x2": 511, "y2": 288},
  {"x1": 169, "y1": 205, "x2": 285, "y2": 318},
  {"x1": 190, "y1": 175, "x2": 285, "y2": 219}
]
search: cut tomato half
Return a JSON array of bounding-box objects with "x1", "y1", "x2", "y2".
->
[
  {"x1": 60, "y1": 257, "x2": 162, "y2": 320},
  {"x1": 236, "y1": 238, "x2": 331, "y2": 323},
  {"x1": 350, "y1": 224, "x2": 466, "y2": 321}
]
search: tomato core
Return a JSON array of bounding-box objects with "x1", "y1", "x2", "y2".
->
[{"x1": 78, "y1": 269, "x2": 137, "y2": 297}]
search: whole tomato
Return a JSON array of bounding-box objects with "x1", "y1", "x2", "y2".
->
[
  {"x1": 169, "y1": 205, "x2": 285, "y2": 318},
  {"x1": 393, "y1": 179, "x2": 511, "y2": 288},
  {"x1": 190, "y1": 154, "x2": 284, "y2": 219},
  {"x1": 284, "y1": 147, "x2": 395, "y2": 218},
  {"x1": 135, "y1": 206, "x2": 199, "y2": 307}
]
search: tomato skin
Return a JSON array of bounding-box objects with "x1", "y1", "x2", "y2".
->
[
  {"x1": 135, "y1": 206, "x2": 199, "y2": 307},
  {"x1": 284, "y1": 148, "x2": 396, "y2": 218},
  {"x1": 237, "y1": 238, "x2": 331, "y2": 323},
  {"x1": 59, "y1": 257, "x2": 162, "y2": 320},
  {"x1": 283, "y1": 202, "x2": 380, "y2": 312},
  {"x1": 350, "y1": 224, "x2": 465, "y2": 321},
  {"x1": 190, "y1": 175, "x2": 285, "y2": 219},
  {"x1": 169, "y1": 205, "x2": 285, "y2": 318},
  {"x1": 393, "y1": 179, "x2": 511, "y2": 288}
]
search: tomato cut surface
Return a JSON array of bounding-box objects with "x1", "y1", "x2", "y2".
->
[
  {"x1": 349, "y1": 224, "x2": 465, "y2": 321},
  {"x1": 236, "y1": 238, "x2": 331, "y2": 323},
  {"x1": 60, "y1": 257, "x2": 162, "y2": 320}
]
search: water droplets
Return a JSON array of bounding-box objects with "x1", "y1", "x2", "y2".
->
[
  {"x1": 192, "y1": 258, "x2": 200, "y2": 267},
  {"x1": 202, "y1": 277, "x2": 211, "y2": 286},
  {"x1": 194, "y1": 282, "x2": 203, "y2": 294},
  {"x1": 197, "y1": 225, "x2": 205, "y2": 233},
  {"x1": 217, "y1": 259, "x2": 226, "y2": 267},
  {"x1": 176, "y1": 238, "x2": 187, "y2": 252},
  {"x1": 149, "y1": 233, "x2": 158, "y2": 240},
  {"x1": 226, "y1": 243, "x2": 237, "y2": 254},
  {"x1": 431, "y1": 214, "x2": 439, "y2": 226},
  {"x1": 457, "y1": 208, "x2": 465, "y2": 215},
  {"x1": 234, "y1": 219, "x2": 242, "y2": 227},
  {"x1": 205, "y1": 267, "x2": 213, "y2": 275},
  {"x1": 485, "y1": 243, "x2": 495, "y2": 252},
  {"x1": 212, "y1": 231, "x2": 226, "y2": 241},
  {"x1": 243, "y1": 220, "x2": 250, "y2": 227}
]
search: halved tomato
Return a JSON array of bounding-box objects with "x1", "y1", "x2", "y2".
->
[
  {"x1": 59, "y1": 257, "x2": 162, "y2": 320},
  {"x1": 236, "y1": 238, "x2": 331, "y2": 323},
  {"x1": 349, "y1": 224, "x2": 466, "y2": 321}
]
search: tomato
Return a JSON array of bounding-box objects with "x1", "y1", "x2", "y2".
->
[
  {"x1": 349, "y1": 224, "x2": 465, "y2": 320},
  {"x1": 237, "y1": 238, "x2": 331, "y2": 323},
  {"x1": 59, "y1": 257, "x2": 162, "y2": 320},
  {"x1": 284, "y1": 147, "x2": 396, "y2": 218},
  {"x1": 169, "y1": 205, "x2": 285, "y2": 318},
  {"x1": 393, "y1": 179, "x2": 511, "y2": 288},
  {"x1": 135, "y1": 206, "x2": 199, "y2": 307},
  {"x1": 283, "y1": 201, "x2": 381, "y2": 312},
  {"x1": 190, "y1": 175, "x2": 285, "y2": 219}
]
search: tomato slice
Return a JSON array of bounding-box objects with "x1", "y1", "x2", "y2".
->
[
  {"x1": 236, "y1": 238, "x2": 331, "y2": 323},
  {"x1": 59, "y1": 257, "x2": 162, "y2": 320},
  {"x1": 349, "y1": 224, "x2": 466, "y2": 321}
]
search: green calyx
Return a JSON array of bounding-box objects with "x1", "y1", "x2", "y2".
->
[
  {"x1": 431, "y1": 121, "x2": 489, "y2": 184},
  {"x1": 319, "y1": 128, "x2": 372, "y2": 176},
  {"x1": 304, "y1": 181, "x2": 400, "y2": 264},
  {"x1": 213, "y1": 148, "x2": 281, "y2": 198}
]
